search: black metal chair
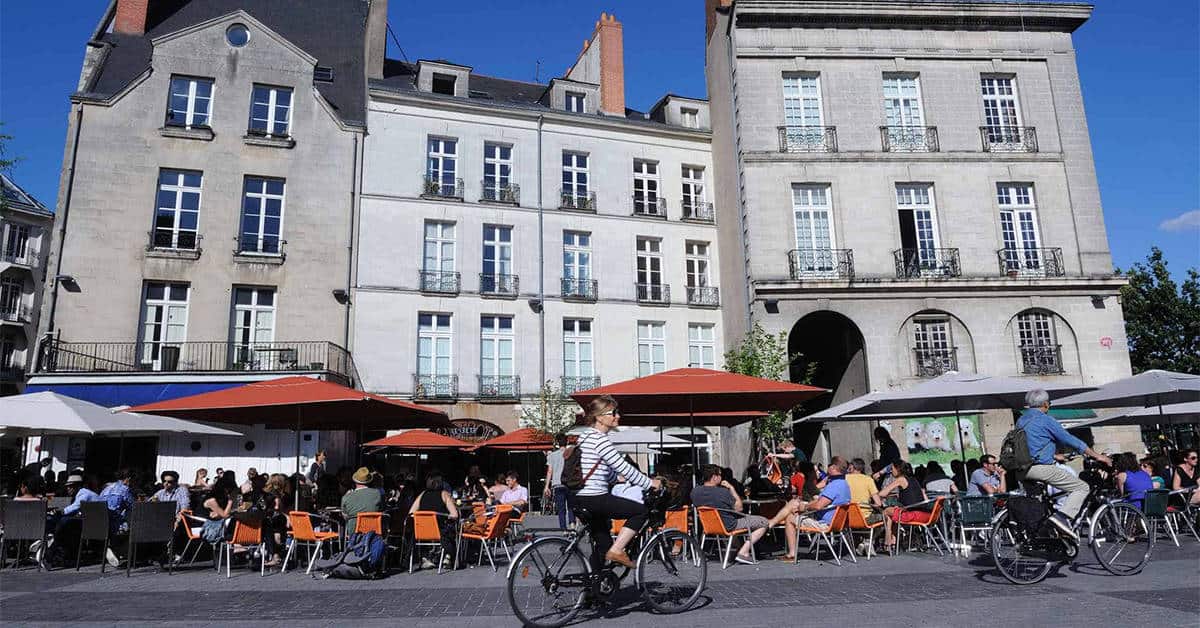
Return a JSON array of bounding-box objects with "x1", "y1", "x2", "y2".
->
[
  {"x1": 76, "y1": 501, "x2": 111, "y2": 572},
  {"x1": 126, "y1": 502, "x2": 178, "y2": 577},
  {"x1": 2, "y1": 499, "x2": 47, "y2": 570}
]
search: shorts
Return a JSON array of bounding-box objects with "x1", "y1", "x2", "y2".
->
[
  {"x1": 732, "y1": 515, "x2": 769, "y2": 531},
  {"x1": 890, "y1": 509, "x2": 933, "y2": 524},
  {"x1": 865, "y1": 512, "x2": 885, "y2": 525},
  {"x1": 795, "y1": 516, "x2": 830, "y2": 532}
]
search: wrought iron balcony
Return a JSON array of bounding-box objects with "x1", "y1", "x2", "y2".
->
[
  {"x1": 997, "y1": 247, "x2": 1065, "y2": 278},
  {"x1": 778, "y1": 125, "x2": 838, "y2": 153},
  {"x1": 635, "y1": 283, "x2": 670, "y2": 304},
  {"x1": 147, "y1": 229, "x2": 202, "y2": 252},
  {"x1": 478, "y1": 375, "x2": 520, "y2": 400},
  {"x1": 414, "y1": 374, "x2": 458, "y2": 400},
  {"x1": 561, "y1": 277, "x2": 598, "y2": 301},
  {"x1": 480, "y1": 180, "x2": 520, "y2": 204},
  {"x1": 788, "y1": 248, "x2": 854, "y2": 280},
  {"x1": 915, "y1": 348, "x2": 958, "y2": 378},
  {"x1": 422, "y1": 174, "x2": 464, "y2": 199},
  {"x1": 0, "y1": 304, "x2": 30, "y2": 324},
  {"x1": 880, "y1": 126, "x2": 940, "y2": 152},
  {"x1": 686, "y1": 285, "x2": 720, "y2": 307},
  {"x1": 681, "y1": 201, "x2": 715, "y2": 223},
  {"x1": 894, "y1": 248, "x2": 961, "y2": 279},
  {"x1": 1020, "y1": 344, "x2": 1064, "y2": 375},
  {"x1": 420, "y1": 270, "x2": 461, "y2": 294},
  {"x1": 236, "y1": 234, "x2": 284, "y2": 257},
  {"x1": 37, "y1": 339, "x2": 355, "y2": 383},
  {"x1": 561, "y1": 375, "x2": 601, "y2": 395},
  {"x1": 0, "y1": 365, "x2": 23, "y2": 382},
  {"x1": 480, "y1": 273, "x2": 519, "y2": 297},
  {"x1": 980, "y1": 126, "x2": 1038, "y2": 153},
  {"x1": 1, "y1": 244, "x2": 39, "y2": 268},
  {"x1": 560, "y1": 189, "x2": 597, "y2": 212},
  {"x1": 632, "y1": 196, "x2": 667, "y2": 219}
]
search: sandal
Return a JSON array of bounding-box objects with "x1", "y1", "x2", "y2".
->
[{"x1": 777, "y1": 554, "x2": 796, "y2": 561}]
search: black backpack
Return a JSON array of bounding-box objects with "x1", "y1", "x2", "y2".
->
[
  {"x1": 560, "y1": 435, "x2": 601, "y2": 491},
  {"x1": 999, "y1": 425, "x2": 1035, "y2": 473}
]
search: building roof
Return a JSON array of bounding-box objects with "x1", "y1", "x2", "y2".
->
[
  {"x1": 82, "y1": 0, "x2": 370, "y2": 127},
  {"x1": 1, "y1": 173, "x2": 52, "y2": 217}
]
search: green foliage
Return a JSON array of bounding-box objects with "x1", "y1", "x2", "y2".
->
[
  {"x1": 1119, "y1": 247, "x2": 1200, "y2": 374},
  {"x1": 519, "y1": 380, "x2": 577, "y2": 436},
  {"x1": 0, "y1": 124, "x2": 17, "y2": 175},
  {"x1": 722, "y1": 322, "x2": 816, "y2": 448}
]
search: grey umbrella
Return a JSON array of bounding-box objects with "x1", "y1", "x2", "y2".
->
[
  {"x1": 791, "y1": 392, "x2": 958, "y2": 424},
  {"x1": 1068, "y1": 401, "x2": 1200, "y2": 429},
  {"x1": 1053, "y1": 370, "x2": 1200, "y2": 447}
]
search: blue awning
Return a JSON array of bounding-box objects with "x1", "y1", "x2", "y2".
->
[{"x1": 23, "y1": 382, "x2": 242, "y2": 409}]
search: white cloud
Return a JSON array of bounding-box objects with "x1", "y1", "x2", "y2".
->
[{"x1": 1159, "y1": 210, "x2": 1200, "y2": 232}]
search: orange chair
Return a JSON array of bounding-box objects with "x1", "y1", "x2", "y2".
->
[
  {"x1": 282, "y1": 511, "x2": 339, "y2": 575},
  {"x1": 461, "y1": 504, "x2": 514, "y2": 572},
  {"x1": 845, "y1": 504, "x2": 884, "y2": 560},
  {"x1": 663, "y1": 507, "x2": 690, "y2": 534},
  {"x1": 409, "y1": 511, "x2": 449, "y2": 574},
  {"x1": 610, "y1": 518, "x2": 628, "y2": 536},
  {"x1": 696, "y1": 506, "x2": 752, "y2": 569},
  {"x1": 175, "y1": 509, "x2": 214, "y2": 569},
  {"x1": 895, "y1": 497, "x2": 949, "y2": 556},
  {"x1": 219, "y1": 518, "x2": 267, "y2": 578},
  {"x1": 795, "y1": 503, "x2": 855, "y2": 566}
]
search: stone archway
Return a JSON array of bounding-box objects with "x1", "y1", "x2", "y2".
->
[{"x1": 789, "y1": 311, "x2": 870, "y2": 462}]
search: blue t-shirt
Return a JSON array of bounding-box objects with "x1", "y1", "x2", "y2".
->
[
  {"x1": 1122, "y1": 470, "x2": 1153, "y2": 509},
  {"x1": 816, "y1": 476, "x2": 851, "y2": 525}
]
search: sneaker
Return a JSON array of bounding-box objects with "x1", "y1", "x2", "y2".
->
[
  {"x1": 734, "y1": 554, "x2": 758, "y2": 566},
  {"x1": 420, "y1": 557, "x2": 435, "y2": 569},
  {"x1": 106, "y1": 548, "x2": 121, "y2": 567},
  {"x1": 604, "y1": 549, "x2": 635, "y2": 569},
  {"x1": 1048, "y1": 513, "x2": 1078, "y2": 540}
]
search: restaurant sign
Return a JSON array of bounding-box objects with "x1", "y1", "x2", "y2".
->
[{"x1": 435, "y1": 419, "x2": 504, "y2": 443}]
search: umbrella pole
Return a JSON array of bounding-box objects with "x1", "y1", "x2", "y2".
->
[
  {"x1": 955, "y1": 408, "x2": 967, "y2": 467},
  {"x1": 295, "y1": 409, "x2": 302, "y2": 509},
  {"x1": 117, "y1": 433, "x2": 125, "y2": 470}
]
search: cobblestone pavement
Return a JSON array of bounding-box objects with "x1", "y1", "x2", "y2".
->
[{"x1": 2, "y1": 517, "x2": 1197, "y2": 627}]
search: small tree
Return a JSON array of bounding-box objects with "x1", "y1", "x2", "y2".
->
[
  {"x1": 1119, "y1": 247, "x2": 1200, "y2": 374},
  {"x1": 723, "y1": 322, "x2": 815, "y2": 453},
  {"x1": 519, "y1": 380, "x2": 577, "y2": 436}
]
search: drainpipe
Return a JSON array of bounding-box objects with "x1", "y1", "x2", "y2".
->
[
  {"x1": 536, "y1": 114, "x2": 545, "y2": 389},
  {"x1": 40, "y1": 104, "x2": 84, "y2": 369},
  {"x1": 344, "y1": 133, "x2": 360, "y2": 357}
]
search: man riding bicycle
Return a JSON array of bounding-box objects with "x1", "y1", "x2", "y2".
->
[{"x1": 1019, "y1": 389, "x2": 1112, "y2": 539}]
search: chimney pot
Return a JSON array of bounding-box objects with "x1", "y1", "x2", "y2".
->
[{"x1": 114, "y1": 0, "x2": 149, "y2": 36}]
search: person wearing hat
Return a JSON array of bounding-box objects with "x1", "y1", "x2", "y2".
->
[
  {"x1": 341, "y1": 467, "x2": 383, "y2": 534},
  {"x1": 62, "y1": 473, "x2": 102, "y2": 516}
]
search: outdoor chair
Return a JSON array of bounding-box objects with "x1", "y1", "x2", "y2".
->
[
  {"x1": 219, "y1": 518, "x2": 267, "y2": 578},
  {"x1": 1142, "y1": 489, "x2": 1178, "y2": 547},
  {"x1": 283, "y1": 511, "x2": 339, "y2": 575},
  {"x1": 894, "y1": 497, "x2": 950, "y2": 556},
  {"x1": 660, "y1": 507, "x2": 693, "y2": 560},
  {"x1": 696, "y1": 506, "x2": 753, "y2": 569},
  {"x1": 2, "y1": 499, "x2": 46, "y2": 570},
  {"x1": 126, "y1": 501, "x2": 177, "y2": 577},
  {"x1": 351, "y1": 511, "x2": 390, "y2": 571},
  {"x1": 461, "y1": 504, "x2": 514, "y2": 572},
  {"x1": 1167, "y1": 488, "x2": 1199, "y2": 542},
  {"x1": 408, "y1": 511, "x2": 451, "y2": 574},
  {"x1": 845, "y1": 504, "x2": 884, "y2": 559},
  {"x1": 48, "y1": 496, "x2": 72, "y2": 510},
  {"x1": 956, "y1": 496, "x2": 994, "y2": 556},
  {"x1": 795, "y1": 503, "x2": 854, "y2": 566},
  {"x1": 610, "y1": 518, "x2": 627, "y2": 537},
  {"x1": 75, "y1": 501, "x2": 110, "y2": 572},
  {"x1": 174, "y1": 510, "x2": 215, "y2": 569}
]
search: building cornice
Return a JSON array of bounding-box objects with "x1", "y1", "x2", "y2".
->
[
  {"x1": 752, "y1": 274, "x2": 1126, "y2": 298},
  {"x1": 733, "y1": 0, "x2": 1093, "y2": 33}
]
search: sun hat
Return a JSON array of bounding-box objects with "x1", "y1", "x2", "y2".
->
[
  {"x1": 66, "y1": 474, "x2": 84, "y2": 484},
  {"x1": 352, "y1": 467, "x2": 375, "y2": 484}
]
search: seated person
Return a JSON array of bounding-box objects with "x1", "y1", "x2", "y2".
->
[
  {"x1": 871, "y1": 461, "x2": 931, "y2": 553},
  {"x1": 769, "y1": 457, "x2": 852, "y2": 561},
  {"x1": 744, "y1": 465, "x2": 782, "y2": 499},
  {"x1": 487, "y1": 474, "x2": 508, "y2": 503},
  {"x1": 409, "y1": 473, "x2": 459, "y2": 569},
  {"x1": 498, "y1": 471, "x2": 529, "y2": 513},
  {"x1": 922, "y1": 462, "x2": 958, "y2": 495},
  {"x1": 690, "y1": 464, "x2": 768, "y2": 565},
  {"x1": 845, "y1": 458, "x2": 882, "y2": 525},
  {"x1": 1114, "y1": 452, "x2": 1153, "y2": 510},
  {"x1": 966, "y1": 455, "x2": 1006, "y2": 496},
  {"x1": 341, "y1": 467, "x2": 383, "y2": 534},
  {"x1": 151, "y1": 470, "x2": 191, "y2": 514}
]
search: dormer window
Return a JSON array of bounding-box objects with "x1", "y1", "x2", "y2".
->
[
  {"x1": 565, "y1": 91, "x2": 586, "y2": 113},
  {"x1": 681, "y1": 107, "x2": 699, "y2": 128},
  {"x1": 432, "y1": 73, "x2": 457, "y2": 96}
]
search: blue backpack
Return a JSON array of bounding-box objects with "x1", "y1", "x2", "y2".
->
[{"x1": 314, "y1": 531, "x2": 386, "y2": 579}]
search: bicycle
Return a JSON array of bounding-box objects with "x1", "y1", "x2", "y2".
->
[
  {"x1": 506, "y1": 489, "x2": 707, "y2": 627},
  {"x1": 990, "y1": 457, "x2": 1153, "y2": 585}
]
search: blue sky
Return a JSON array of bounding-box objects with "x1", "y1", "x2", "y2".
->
[{"x1": 1, "y1": 0, "x2": 1196, "y2": 274}]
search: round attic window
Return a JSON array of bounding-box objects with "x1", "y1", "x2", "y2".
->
[{"x1": 226, "y1": 23, "x2": 250, "y2": 47}]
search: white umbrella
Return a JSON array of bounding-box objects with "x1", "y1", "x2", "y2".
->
[
  {"x1": 608, "y1": 428, "x2": 689, "y2": 446},
  {"x1": 1068, "y1": 401, "x2": 1200, "y2": 429},
  {"x1": 0, "y1": 391, "x2": 242, "y2": 436},
  {"x1": 791, "y1": 392, "x2": 959, "y2": 425},
  {"x1": 1053, "y1": 370, "x2": 1200, "y2": 410}
]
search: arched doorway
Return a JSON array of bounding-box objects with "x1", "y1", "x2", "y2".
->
[{"x1": 789, "y1": 311, "x2": 869, "y2": 461}]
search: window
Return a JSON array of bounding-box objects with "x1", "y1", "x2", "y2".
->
[
  {"x1": 432, "y1": 73, "x2": 456, "y2": 96},
  {"x1": 681, "y1": 166, "x2": 706, "y2": 217},
  {"x1": 883, "y1": 75, "x2": 924, "y2": 127},
  {"x1": 166, "y1": 76, "x2": 213, "y2": 128},
  {"x1": 3, "y1": 224, "x2": 30, "y2": 261},
  {"x1": 633, "y1": 160, "x2": 661, "y2": 215},
  {"x1": 1017, "y1": 311, "x2": 1062, "y2": 374},
  {"x1": 636, "y1": 237, "x2": 664, "y2": 301},
  {"x1": 565, "y1": 91, "x2": 586, "y2": 113},
  {"x1": 483, "y1": 143, "x2": 514, "y2": 202},
  {"x1": 561, "y1": 152, "x2": 589, "y2": 205},
  {"x1": 140, "y1": 282, "x2": 188, "y2": 368},
  {"x1": 688, "y1": 323, "x2": 715, "y2": 369},
  {"x1": 782, "y1": 75, "x2": 823, "y2": 127},
  {"x1": 637, "y1": 322, "x2": 666, "y2": 376},
  {"x1": 913, "y1": 317, "x2": 955, "y2": 377},
  {"x1": 997, "y1": 183, "x2": 1044, "y2": 273},
  {"x1": 562, "y1": 231, "x2": 591, "y2": 281},
  {"x1": 417, "y1": 313, "x2": 453, "y2": 377},
  {"x1": 225, "y1": 23, "x2": 250, "y2": 47},
  {"x1": 482, "y1": 225, "x2": 513, "y2": 293},
  {"x1": 981, "y1": 76, "x2": 1022, "y2": 137},
  {"x1": 153, "y1": 170, "x2": 202, "y2": 249},
  {"x1": 681, "y1": 107, "x2": 699, "y2": 128},
  {"x1": 896, "y1": 184, "x2": 941, "y2": 271},
  {"x1": 0, "y1": 334, "x2": 15, "y2": 371},
  {"x1": 248, "y1": 85, "x2": 292, "y2": 137},
  {"x1": 423, "y1": 221, "x2": 456, "y2": 273},
  {"x1": 231, "y1": 287, "x2": 275, "y2": 368},
  {"x1": 313, "y1": 66, "x2": 334, "y2": 82},
  {"x1": 426, "y1": 138, "x2": 458, "y2": 196},
  {"x1": 0, "y1": 277, "x2": 21, "y2": 320},
  {"x1": 563, "y1": 319, "x2": 594, "y2": 379},
  {"x1": 480, "y1": 315, "x2": 515, "y2": 388},
  {"x1": 240, "y1": 177, "x2": 284, "y2": 254},
  {"x1": 792, "y1": 184, "x2": 833, "y2": 251},
  {"x1": 685, "y1": 241, "x2": 710, "y2": 289}
]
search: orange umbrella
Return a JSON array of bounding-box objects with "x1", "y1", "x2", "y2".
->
[
  {"x1": 571, "y1": 368, "x2": 826, "y2": 415},
  {"x1": 466, "y1": 427, "x2": 554, "y2": 452},
  {"x1": 363, "y1": 429, "x2": 471, "y2": 450}
]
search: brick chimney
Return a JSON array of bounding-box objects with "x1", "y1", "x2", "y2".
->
[
  {"x1": 114, "y1": 0, "x2": 149, "y2": 36},
  {"x1": 706, "y1": 0, "x2": 733, "y2": 42},
  {"x1": 566, "y1": 13, "x2": 625, "y2": 116}
]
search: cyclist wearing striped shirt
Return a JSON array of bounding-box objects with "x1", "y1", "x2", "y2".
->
[{"x1": 573, "y1": 395, "x2": 659, "y2": 569}]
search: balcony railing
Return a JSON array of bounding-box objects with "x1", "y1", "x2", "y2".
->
[
  {"x1": 561, "y1": 277, "x2": 598, "y2": 301},
  {"x1": 0, "y1": 365, "x2": 23, "y2": 382},
  {"x1": 480, "y1": 273, "x2": 519, "y2": 297},
  {"x1": 915, "y1": 348, "x2": 958, "y2": 378},
  {"x1": 414, "y1": 374, "x2": 458, "y2": 400},
  {"x1": 686, "y1": 285, "x2": 720, "y2": 307},
  {"x1": 788, "y1": 248, "x2": 854, "y2": 280},
  {"x1": 419, "y1": 270, "x2": 460, "y2": 294},
  {"x1": 632, "y1": 196, "x2": 667, "y2": 219},
  {"x1": 147, "y1": 229, "x2": 201, "y2": 252},
  {"x1": 778, "y1": 125, "x2": 838, "y2": 153},
  {"x1": 480, "y1": 180, "x2": 520, "y2": 204},
  {"x1": 37, "y1": 339, "x2": 355, "y2": 383},
  {"x1": 236, "y1": 235, "x2": 284, "y2": 257},
  {"x1": 422, "y1": 174, "x2": 464, "y2": 199},
  {"x1": 560, "y1": 189, "x2": 597, "y2": 212},
  {"x1": 635, "y1": 283, "x2": 670, "y2": 304},
  {"x1": 980, "y1": 126, "x2": 1038, "y2": 153},
  {"x1": 478, "y1": 375, "x2": 520, "y2": 400},
  {"x1": 894, "y1": 248, "x2": 961, "y2": 279},
  {"x1": 681, "y1": 201, "x2": 715, "y2": 223},
  {"x1": 561, "y1": 375, "x2": 601, "y2": 395},
  {"x1": 880, "y1": 126, "x2": 940, "y2": 152},
  {"x1": 1, "y1": 244, "x2": 39, "y2": 267},
  {"x1": 997, "y1": 247, "x2": 1065, "y2": 278},
  {"x1": 1020, "y1": 344, "x2": 1064, "y2": 375},
  {"x1": 0, "y1": 304, "x2": 30, "y2": 324}
]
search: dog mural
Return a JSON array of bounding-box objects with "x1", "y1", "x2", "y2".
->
[
  {"x1": 905, "y1": 422, "x2": 926, "y2": 452},
  {"x1": 957, "y1": 419, "x2": 980, "y2": 450},
  {"x1": 922, "y1": 421, "x2": 956, "y2": 452}
]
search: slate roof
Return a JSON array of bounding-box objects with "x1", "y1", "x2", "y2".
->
[
  {"x1": 1, "y1": 173, "x2": 52, "y2": 216},
  {"x1": 82, "y1": 0, "x2": 370, "y2": 127}
]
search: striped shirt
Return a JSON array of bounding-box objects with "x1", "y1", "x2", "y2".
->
[{"x1": 576, "y1": 427, "x2": 653, "y2": 496}]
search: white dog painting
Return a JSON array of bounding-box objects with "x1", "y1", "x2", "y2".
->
[
  {"x1": 957, "y1": 420, "x2": 980, "y2": 450},
  {"x1": 905, "y1": 422, "x2": 926, "y2": 452},
  {"x1": 922, "y1": 421, "x2": 956, "y2": 452}
]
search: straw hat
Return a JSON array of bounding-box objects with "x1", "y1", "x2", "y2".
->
[
  {"x1": 352, "y1": 467, "x2": 375, "y2": 484},
  {"x1": 66, "y1": 474, "x2": 84, "y2": 484}
]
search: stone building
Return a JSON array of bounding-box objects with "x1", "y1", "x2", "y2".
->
[
  {"x1": 705, "y1": 0, "x2": 1141, "y2": 464},
  {"x1": 1, "y1": 174, "x2": 53, "y2": 395}
]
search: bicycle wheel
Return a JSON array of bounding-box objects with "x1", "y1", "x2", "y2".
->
[
  {"x1": 636, "y1": 529, "x2": 707, "y2": 614},
  {"x1": 507, "y1": 537, "x2": 591, "y2": 628},
  {"x1": 990, "y1": 510, "x2": 1052, "y2": 585},
  {"x1": 1089, "y1": 502, "x2": 1152, "y2": 576}
]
